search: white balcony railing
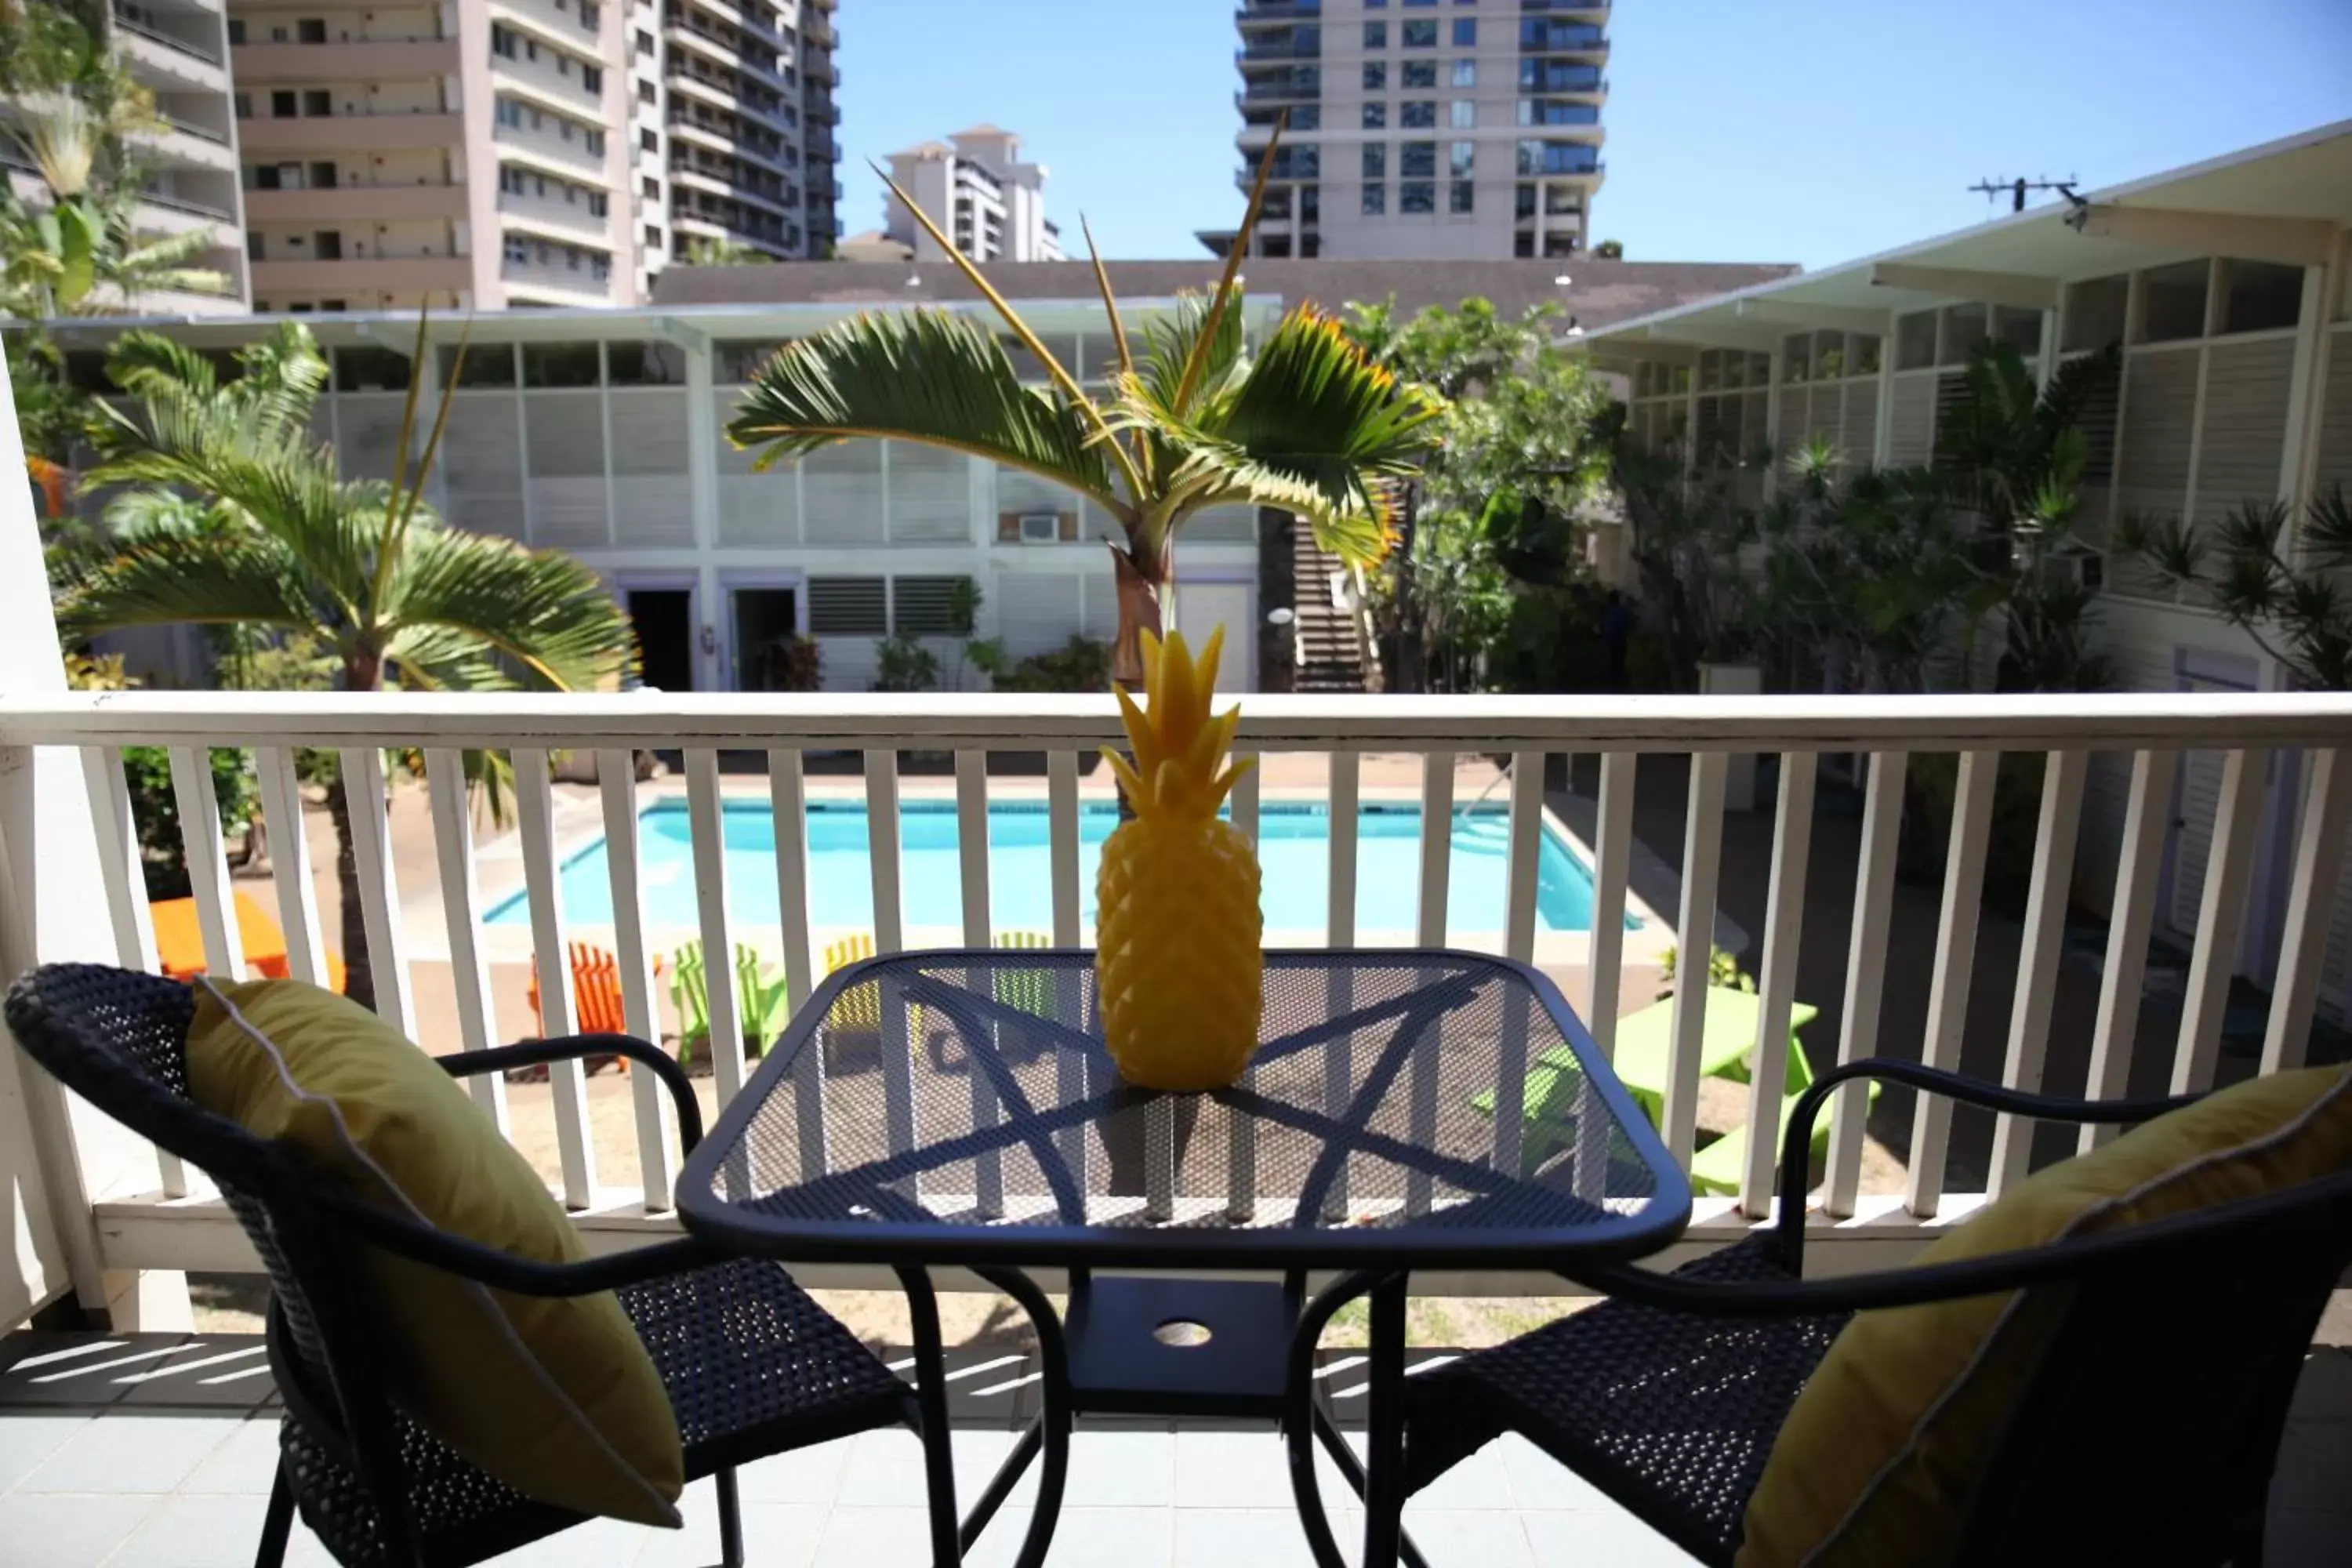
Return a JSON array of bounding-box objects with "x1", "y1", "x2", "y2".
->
[{"x1": 5, "y1": 688, "x2": 2350, "y2": 1303}]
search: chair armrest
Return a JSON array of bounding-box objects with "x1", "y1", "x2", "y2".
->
[
  {"x1": 1562, "y1": 1164, "x2": 2352, "y2": 1321},
  {"x1": 310, "y1": 1184, "x2": 720, "y2": 1297},
  {"x1": 437, "y1": 1033, "x2": 705, "y2": 1154},
  {"x1": 1771, "y1": 1058, "x2": 2201, "y2": 1269}
]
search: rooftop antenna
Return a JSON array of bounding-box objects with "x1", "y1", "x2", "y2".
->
[{"x1": 1969, "y1": 174, "x2": 2080, "y2": 214}]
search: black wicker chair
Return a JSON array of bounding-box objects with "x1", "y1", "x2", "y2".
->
[
  {"x1": 1288, "y1": 1058, "x2": 2352, "y2": 1568},
  {"x1": 4, "y1": 963, "x2": 944, "y2": 1568}
]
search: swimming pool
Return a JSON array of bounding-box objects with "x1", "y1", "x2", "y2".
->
[{"x1": 487, "y1": 800, "x2": 1636, "y2": 936}]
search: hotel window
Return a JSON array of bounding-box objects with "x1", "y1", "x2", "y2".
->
[
  {"x1": 1450, "y1": 100, "x2": 1474, "y2": 128},
  {"x1": 1400, "y1": 141, "x2": 1435, "y2": 176},
  {"x1": 1452, "y1": 59, "x2": 1475, "y2": 87},
  {"x1": 2221, "y1": 259, "x2": 2304, "y2": 335},
  {"x1": 1362, "y1": 102, "x2": 1385, "y2": 129},
  {"x1": 1401, "y1": 100, "x2": 1435, "y2": 128},
  {"x1": 1362, "y1": 143, "x2": 1385, "y2": 177},
  {"x1": 1450, "y1": 180, "x2": 1473, "y2": 213},
  {"x1": 1402, "y1": 59, "x2": 1436, "y2": 87},
  {"x1": 1450, "y1": 140, "x2": 1474, "y2": 176},
  {"x1": 1399, "y1": 181, "x2": 1434, "y2": 213},
  {"x1": 1363, "y1": 22, "x2": 1385, "y2": 47},
  {"x1": 1451, "y1": 18, "x2": 1475, "y2": 45},
  {"x1": 1362, "y1": 183, "x2": 1385, "y2": 215},
  {"x1": 2139, "y1": 261, "x2": 2209, "y2": 342},
  {"x1": 1363, "y1": 62, "x2": 1386, "y2": 90},
  {"x1": 1402, "y1": 20, "x2": 1436, "y2": 47}
]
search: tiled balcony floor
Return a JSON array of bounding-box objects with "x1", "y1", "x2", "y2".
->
[{"x1": 3, "y1": 1348, "x2": 2349, "y2": 1568}]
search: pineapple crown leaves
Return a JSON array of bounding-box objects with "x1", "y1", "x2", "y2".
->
[{"x1": 1102, "y1": 626, "x2": 1255, "y2": 821}]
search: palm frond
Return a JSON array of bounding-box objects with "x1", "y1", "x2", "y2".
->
[
  {"x1": 1172, "y1": 114, "x2": 1282, "y2": 418},
  {"x1": 863, "y1": 159, "x2": 1144, "y2": 498},
  {"x1": 1080, "y1": 216, "x2": 1132, "y2": 386},
  {"x1": 99, "y1": 486, "x2": 219, "y2": 542},
  {"x1": 730, "y1": 308, "x2": 1124, "y2": 514},
  {"x1": 52, "y1": 531, "x2": 319, "y2": 641},
  {"x1": 1127, "y1": 308, "x2": 1443, "y2": 564},
  {"x1": 103, "y1": 328, "x2": 219, "y2": 400},
  {"x1": 2114, "y1": 511, "x2": 2207, "y2": 589},
  {"x1": 2302, "y1": 484, "x2": 2352, "y2": 568},
  {"x1": 13, "y1": 93, "x2": 99, "y2": 197},
  {"x1": 383, "y1": 528, "x2": 637, "y2": 692},
  {"x1": 1134, "y1": 294, "x2": 1247, "y2": 420}
]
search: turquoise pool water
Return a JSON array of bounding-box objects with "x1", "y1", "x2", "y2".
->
[{"x1": 486, "y1": 800, "x2": 1634, "y2": 936}]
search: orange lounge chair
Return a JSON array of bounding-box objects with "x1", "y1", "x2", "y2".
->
[
  {"x1": 528, "y1": 942, "x2": 658, "y2": 1069},
  {"x1": 150, "y1": 891, "x2": 348, "y2": 993}
]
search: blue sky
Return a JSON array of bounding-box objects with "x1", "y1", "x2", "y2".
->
[{"x1": 836, "y1": 0, "x2": 2352, "y2": 268}]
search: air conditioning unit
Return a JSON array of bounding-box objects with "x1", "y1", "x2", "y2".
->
[{"x1": 1018, "y1": 512, "x2": 1060, "y2": 544}]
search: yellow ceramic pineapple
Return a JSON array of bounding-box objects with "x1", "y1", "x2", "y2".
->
[{"x1": 1095, "y1": 626, "x2": 1264, "y2": 1091}]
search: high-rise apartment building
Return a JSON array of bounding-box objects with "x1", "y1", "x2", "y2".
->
[
  {"x1": 8, "y1": 0, "x2": 841, "y2": 318},
  {"x1": 631, "y1": 0, "x2": 840, "y2": 287},
  {"x1": 1214, "y1": 0, "x2": 1606, "y2": 262},
  {"x1": 227, "y1": 0, "x2": 633, "y2": 310},
  {"x1": 878, "y1": 125, "x2": 1061, "y2": 264}
]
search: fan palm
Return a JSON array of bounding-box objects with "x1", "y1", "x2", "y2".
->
[
  {"x1": 729, "y1": 130, "x2": 1446, "y2": 684},
  {"x1": 50, "y1": 314, "x2": 637, "y2": 1008}
]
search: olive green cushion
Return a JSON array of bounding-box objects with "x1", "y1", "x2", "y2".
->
[
  {"x1": 1736, "y1": 1064, "x2": 2352, "y2": 1568},
  {"x1": 187, "y1": 978, "x2": 684, "y2": 1527}
]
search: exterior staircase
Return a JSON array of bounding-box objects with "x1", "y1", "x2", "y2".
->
[{"x1": 1290, "y1": 524, "x2": 1370, "y2": 693}]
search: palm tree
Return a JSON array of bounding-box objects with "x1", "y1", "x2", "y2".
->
[
  {"x1": 728, "y1": 132, "x2": 1445, "y2": 684},
  {"x1": 50, "y1": 314, "x2": 637, "y2": 1008}
]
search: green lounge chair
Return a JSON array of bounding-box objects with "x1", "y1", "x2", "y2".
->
[
  {"x1": 1686, "y1": 1076, "x2": 1885, "y2": 1196},
  {"x1": 992, "y1": 930, "x2": 1054, "y2": 1020},
  {"x1": 1472, "y1": 985, "x2": 1823, "y2": 1169},
  {"x1": 670, "y1": 939, "x2": 789, "y2": 1065}
]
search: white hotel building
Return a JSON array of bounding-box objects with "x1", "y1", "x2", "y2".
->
[{"x1": 50, "y1": 254, "x2": 1786, "y2": 697}]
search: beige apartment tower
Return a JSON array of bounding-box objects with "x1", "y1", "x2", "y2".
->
[
  {"x1": 1216, "y1": 0, "x2": 1606, "y2": 261},
  {"x1": 209, "y1": 0, "x2": 837, "y2": 314}
]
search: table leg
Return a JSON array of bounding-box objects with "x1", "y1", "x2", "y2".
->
[
  {"x1": 1361, "y1": 1275, "x2": 1410, "y2": 1568},
  {"x1": 895, "y1": 1266, "x2": 964, "y2": 1567},
  {"x1": 973, "y1": 1267, "x2": 1071, "y2": 1568}
]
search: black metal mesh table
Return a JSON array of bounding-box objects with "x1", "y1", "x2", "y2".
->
[{"x1": 677, "y1": 949, "x2": 1691, "y2": 1568}]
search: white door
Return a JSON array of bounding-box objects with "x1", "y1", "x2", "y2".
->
[{"x1": 1172, "y1": 581, "x2": 1256, "y2": 691}]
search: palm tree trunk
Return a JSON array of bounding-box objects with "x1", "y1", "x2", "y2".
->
[
  {"x1": 332, "y1": 651, "x2": 384, "y2": 1011},
  {"x1": 326, "y1": 775, "x2": 372, "y2": 1011},
  {"x1": 1109, "y1": 543, "x2": 1167, "y2": 688}
]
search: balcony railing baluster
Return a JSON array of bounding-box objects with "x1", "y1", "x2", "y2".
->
[
  {"x1": 2262, "y1": 746, "x2": 2352, "y2": 1076},
  {"x1": 2079, "y1": 748, "x2": 2178, "y2": 1152},
  {"x1": 1664, "y1": 751, "x2": 1729, "y2": 1167},
  {"x1": 1987, "y1": 749, "x2": 2090, "y2": 1198},
  {"x1": 426, "y1": 747, "x2": 512, "y2": 1131},
  {"x1": 1586, "y1": 753, "x2": 1636, "y2": 1060},
  {"x1": 1826, "y1": 750, "x2": 1906, "y2": 1215},
  {"x1": 516, "y1": 746, "x2": 599, "y2": 1208},
  {"x1": 1907, "y1": 749, "x2": 1998, "y2": 1218},
  {"x1": 1737, "y1": 751, "x2": 1819, "y2": 1218},
  {"x1": 685, "y1": 748, "x2": 748, "y2": 1108},
  {"x1": 1048, "y1": 749, "x2": 1088, "y2": 1191},
  {"x1": 2172, "y1": 748, "x2": 2269, "y2": 1096}
]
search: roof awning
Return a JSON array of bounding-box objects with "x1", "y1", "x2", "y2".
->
[{"x1": 1584, "y1": 118, "x2": 2352, "y2": 359}]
